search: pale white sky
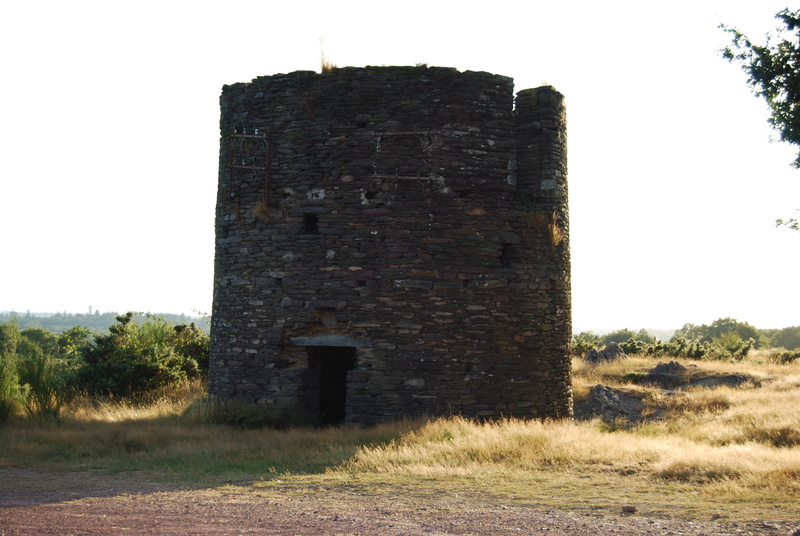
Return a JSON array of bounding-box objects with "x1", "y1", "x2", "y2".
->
[{"x1": 1, "y1": 1, "x2": 798, "y2": 331}]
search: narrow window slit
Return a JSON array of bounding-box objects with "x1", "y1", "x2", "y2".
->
[{"x1": 304, "y1": 213, "x2": 320, "y2": 234}]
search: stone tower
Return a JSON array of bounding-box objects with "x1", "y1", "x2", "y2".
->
[{"x1": 209, "y1": 66, "x2": 571, "y2": 424}]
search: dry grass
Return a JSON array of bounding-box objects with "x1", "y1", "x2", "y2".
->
[
  {"x1": 321, "y1": 354, "x2": 800, "y2": 519},
  {"x1": 0, "y1": 380, "x2": 411, "y2": 482},
  {"x1": 319, "y1": 38, "x2": 337, "y2": 73},
  {"x1": 1, "y1": 355, "x2": 799, "y2": 521},
  {"x1": 67, "y1": 380, "x2": 206, "y2": 422}
]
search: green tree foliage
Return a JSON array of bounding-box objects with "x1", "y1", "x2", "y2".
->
[
  {"x1": 0, "y1": 322, "x2": 75, "y2": 419},
  {"x1": 0, "y1": 353, "x2": 26, "y2": 423},
  {"x1": 722, "y1": 9, "x2": 800, "y2": 230},
  {"x1": 573, "y1": 320, "x2": 765, "y2": 361},
  {"x1": 571, "y1": 332, "x2": 601, "y2": 356},
  {"x1": 769, "y1": 326, "x2": 800, "y2": 350},
  {"x1": 75, "y1": 313, "x2": 208, "y2": 397},
  {"x1": 0, "y1": 311, "x2": 209, "y2": 334},
  {"x1": 0, "y1": 321, "x2": 22, "y2": 357},
  {"x1": 16, "y1": 335, "x2": 69, "y2": 418},
  {"x1": 670, "y1": 318, "x2": 759, "y2": 360},
  {"x1": 723, "y1": 9, "x2": 800, "y2": 164},
  {"x1": 57, "y1": 326, "x2": 94, "y2": 362},
  {"x1": 572, "y1": 329, "x2": 661, "y2": 356},
  {"x1": 674, "y1": 317, "x2": 760, "y2": 346},
  {"x1": 0, "y1": 313, "x2": 210, "y2": 418},
  {"x1": 601, "y1": 328, "x2": 657, "y2": 346},
  {"x1": 20, "y1": 328, "x2": 59, "y2": 358},
  {"x1": 0, "y1": 322, "x2": 27, "y2": 423}
]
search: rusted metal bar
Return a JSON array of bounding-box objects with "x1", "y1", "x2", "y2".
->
[
  {"x1": 228, "y1": 130, "x2": 271, "y2": 204},
  {"x1": 265, "y1": 131, "x2": 271, "y2": 209}
]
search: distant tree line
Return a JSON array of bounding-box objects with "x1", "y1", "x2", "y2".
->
[
  {"x1": 0, "y1": 311, "x2": 209, "y2": 334},
  {"x1": 573, "y1": 317, "x2": 800, "y2": 362},
  {"x1": 0, "y1": 313, "x2": 209, "y2": 422}
]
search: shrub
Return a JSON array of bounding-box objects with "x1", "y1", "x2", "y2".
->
[
  {"x1": 602, "y1": 329, "x2": 656, "y2": 346},
  {"x1": 57, "y1": 326, "x2": 94, "y2": 362},
  {"x1": 621, "y1": 371, "x2": 646, "y2": 383},
  {"x1": 0, "y1": 353, "x2": 26, "y2": 423},
  {"x1": 74, "y1": 313, "x2": 207, "y2": 397},
  {"x1": 16, "y1": 338, "x2": 69, "y2": 418},
  {"x1": 707, "y1": 332, "x2": 754, "y2": 360},
  {"x1": 674, "y1": 318, "x2": 761, "y2": 348},
  {"x1": 772, "y1": 349, "x2": 800, "y2": 364},
  {"x1": 571, "y1": 332, "x2": 600, "y2": 356},
  {"x1": 0, "y1": 321, "x2": 21, "y2": 357},
  {"x1": 769, "y1": 326, "x2": 800, "y2": 350},
  {"x1": 619, "y1": 337, "x2": 649, "y2": 355}
]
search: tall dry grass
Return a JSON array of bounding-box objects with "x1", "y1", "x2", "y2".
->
[
  {"x1": 2, "y1": 353, "x2": 798, "y2": 520},
  {"x1": 1, "y1": 379, "x2": 412, "y2": 483},
  {"x1": 329, "y1": 353, "x2": 800, "y2": 515}
]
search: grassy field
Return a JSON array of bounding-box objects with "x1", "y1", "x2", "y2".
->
[{"x1": 1, "y1": 351, "x2": 798, "y2": 522}]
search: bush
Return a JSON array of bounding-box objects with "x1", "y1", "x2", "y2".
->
[
  {"x1": 602, "y1": 329, "x2": 657, "y2": 346},
  {"x1": 74, "y1": 313, "x2": 208, "y2": 397},
  {"x1": 577, "y1": 332, "x2": 755, "y2": 361},
  {"x1": 16, "y1": 338, "x2": 70, "y2": 418},
  {"x1": 0, "y1": 322, "x2": 21, "y2": 358},
  {"x1": 674, "y1": 318, "x2": 761, "y2": 348},
  {"x1": 571, "y1": 332, "x2": 600, "y2": 356},
  {"x1": 773, "y1": 349, "x2": 800, "y2": 364},
  {"x1": 0, "y1": 354, "x2": 26, "y2": 423},
  {"x1": 769, "y1": 326, "x2": 800, "y2": 350}
]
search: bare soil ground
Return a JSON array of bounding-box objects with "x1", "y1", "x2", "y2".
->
[{"x1": 1, "y1": 469, "x2": 798, "y2": 536}]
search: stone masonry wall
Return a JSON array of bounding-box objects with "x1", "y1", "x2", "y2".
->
[{"x1": 209, "y1": 66, "x2": 571, "y2": 424}]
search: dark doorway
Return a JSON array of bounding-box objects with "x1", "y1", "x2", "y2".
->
[{"x1": 307, "y1": 346, "x2": 356, "y2": 425}]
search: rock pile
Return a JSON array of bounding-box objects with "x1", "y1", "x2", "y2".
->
[
  {"x1": 581, "y1": 384, "x2": 644, "y2": 422},
  {"x1": 639, "y1": 361, "x2": 686, "y2": 389},
  {"x1": 575, "y1": 361, "x2": 762, "y2": 424},
  {"x1": 584, "y1": 342, "x2": 626, "y2": 363}
]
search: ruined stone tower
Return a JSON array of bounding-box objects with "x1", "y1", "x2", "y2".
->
[{"x1": 209, "y1": 66, "x2": 571, "y2": 424}]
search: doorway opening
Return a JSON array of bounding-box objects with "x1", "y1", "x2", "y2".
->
[{"x1": 307, "y1": 346, "x2": 356, "y2": 425}]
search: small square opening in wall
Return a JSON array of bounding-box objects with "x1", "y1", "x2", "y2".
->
[
  {"x1": 303, "y1": 213, "x2": 320, "y2": 234},
  {"x1": 500, "y1": 243, "x2": 516, "y2": 268}
]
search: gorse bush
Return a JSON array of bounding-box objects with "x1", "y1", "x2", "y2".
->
[
  {"x1": 0, "y1": 321, "x2": 29, "y2": 421},
  {"x1": 764, "y1": 326, "x2": 800, "y2": 350},
  {"x1": 612, "y1": 334, "x2": 753, "y2": 360},
  {"x1": 16, "y1": 338, "x2": 69, "y2": 418},
  {"x1": 0, "y1": 322, "x2": 22, "y2": 357},
  {"x1": 0, "y1": 354, "x2": 26, "y2": 423},
  {"x1": 572, "y1": 318, "x2": 774, "y2": 361},
  {"x1": 0, "y1": 313, "x2": 210, "y2": 416},
  {"x1": 674, "y1": 317, "x2": 763, "y2": 348},
  {"x1": 76, "y1": 313, "x2": 207, "y2": 397},
  {"x1": 571, "y1": 332, "x2": 601, "y2": 356},
  {"x1": 0, "y1": 320, "x2": 73, "y2": 419}
]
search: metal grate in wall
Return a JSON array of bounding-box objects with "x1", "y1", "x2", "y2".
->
[{"x1": 228, "y1": 129, "x2": 271, "y2": 203}]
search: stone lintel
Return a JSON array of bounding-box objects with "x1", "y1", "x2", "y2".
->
[{"x1": 290, "y1": 335, "x2": 372, "y2": 348}]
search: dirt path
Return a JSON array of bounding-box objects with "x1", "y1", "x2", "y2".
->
[{"x1": 1, "y1": 470, "x2": 798, "y2": 535}]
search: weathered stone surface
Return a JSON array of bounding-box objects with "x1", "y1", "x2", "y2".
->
[
  {"x1": 580, "y1": 385, "x2": 644, "y2": 423},
  {"x1": 639, "y1": 361, "x2": 759, "y2": 390},
  {"x1": 209, "y1": 66, "x2": 571, "y2": 424},
  {"x1": 640, "y1": 361, "x2": 687, "y2": 389},
  {"x1": 584, "y1": 342, "x2": 626, "y2": 363},
  {"x1": 685, "y1": 374, "x2": 759, "y2": 389}
]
